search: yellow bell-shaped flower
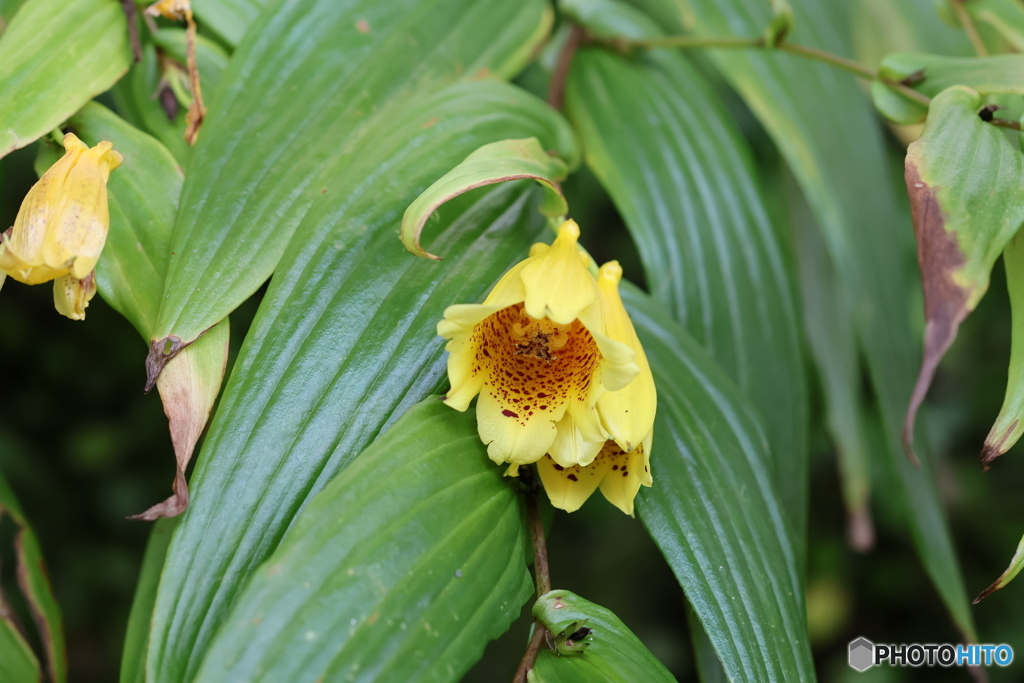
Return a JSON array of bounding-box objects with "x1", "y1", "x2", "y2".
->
[
  {"x1": 535, "y1": 261, "x2": 657, "y2": 516},
  {"x1": 0, "y1": 132, "x2": 121, "y2": 319},
  {"x1": 438, "y1": 220, "x2": 639, "y2": 467}
]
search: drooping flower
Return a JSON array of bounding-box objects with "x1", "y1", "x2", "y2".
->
[
  {"x1": 535, "y1": 261, "x2": 657, "y2": 515},
  {"x1": 0, "y1": 132, "x2": 122, "y2": 320},
  {"x1": 438, "y1": 220, "x2": 639, "y2": 467},
  {"x1": 536, "y1": 434, "x2": 653, "y2": 515}
]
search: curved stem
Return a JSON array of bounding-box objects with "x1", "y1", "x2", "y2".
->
[
  {"x1": 527, "y1": 491, "x2": 551, "y2": 596},
  {"x1": 605, "y1": 32, "x2": 936, "y2": 109},
  {"x1": 779, "y1": 43, "x2": 874, "y2": 79},
  {"x1": 549, "y1": 24, "x2": 584, "y2": 110},
  {"x1": 621, "y1": 35, "x2": 764, "y2": 50},
  {"x1": 513, "y1": 625, "x2": 548, "y2": 683},
  {"x1": 951, "y1": 0, "x2": 989, "y2": 56},
  {"x1": 989, "y1": 118, "x2": 1023, "y2": 131},
  {"x1": 512, "y1": 481, "x2": 553, "y2": 682}
]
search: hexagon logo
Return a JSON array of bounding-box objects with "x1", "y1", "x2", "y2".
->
[{"x1": 849, "y1": 637, "x2": 875, "y2": 672}]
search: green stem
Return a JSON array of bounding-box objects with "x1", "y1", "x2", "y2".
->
[
  {"x1": 622, "y1": 35, "x2": 763, "y2": 50},
  {"x1": 951, "y1": 0, "x2": 989, "y2": 56},
  {"x1": 608, "y1": 33, "x2": 934, "y2": 109},
  {"x1": 779, "y1": 43, "x2": 874, "y2": 79}
]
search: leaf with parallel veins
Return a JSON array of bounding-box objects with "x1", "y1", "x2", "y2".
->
[{"x1": 903, "y1": 85, "x2": 1024, "y2": 460}]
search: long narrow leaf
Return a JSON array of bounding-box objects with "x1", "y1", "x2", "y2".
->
[
  {"x1": 145, "y1": 0, "x2": 560, "y2": 384},
  {"x1": 630, "y1": 0, "x2": 977, "y2": 640},
  {"x1": 0, "y1": 0, "x2": 130, "y2": 157},
  {"x1": 566, "y1": 39, "x2": 807, "y2": 552},
  {"x1": 625, "y1": 287, "x2": 815, "y2": 682},
  {"x1": 146, "y1": 182, "x2": 550, "y2": 683},
  {"x1": 191, "y1": 399, "x2": 531, "y2": 683},
  {"x1": 0, "y1": 469, "x2": 64, "y2": 683}
]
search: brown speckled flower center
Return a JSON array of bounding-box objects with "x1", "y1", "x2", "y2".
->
[{"x1": 472, "y1": 303, "x2": 598, "y2": 426}]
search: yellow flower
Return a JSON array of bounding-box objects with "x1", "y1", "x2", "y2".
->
[
  {"x1": 536, "y1": 435, "x2": 653, "y2": 515},
  {"x1": 0, "y1": 132, "x2": 121, "y2": 319},
  {"x1": 535, "y1": 261, "x2": 657, "y2": 516},
  {"x1": 438, "y1": 220, "x2": 639, "y2": 467}
]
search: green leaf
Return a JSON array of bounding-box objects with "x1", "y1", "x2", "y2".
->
[
  {"x1": 62, "y1": 103, "x2": 231, "y2": 521},
  {"x1": 0, "y1": 0, "x2": 131, "y2": 158},
  {"x1": 0, "y1": 0, "x2": 28, "y2": 27},
  {"x1": 794, "y1": 208, "x2": 874, "y2": 550},
  {"x1": 881, "y1": 53, "x2": 1024, "y2": 96},
  {"x1": 631, "y1": 0, "x2": 978, "y2": 641},
  {"x1": 873, "y1": 53, "x2": 1024, "y2": 124},
  {"x1": 120, "y1": 519, "x2": 177, "y2": 683},
  {"x1": 192, "y1": 0, "x2": 268, "y2": 47},
  {"x1": 145, "y1": 0, "x2": 565, "y2": 384},
  {"x1": 903, "y1": 86, "x2": 1024, "y2": 457},
  {"x1": 624, "y1": 287, "x2": 815, "y2": 683},
  {"x1": 528, "y1": 590, "x2": 676, "y2": 683},
  {"x1": 565, "y1": 46, "x2": 807, "y2": 548},
  {"x1": 146, "y1": 181, "x2": 548, "y2": 683},
  {"x1": 0, "y1": 620, "x2": 39, "y2": 683},
  {"x1": 984, "y1": 233, "x2": 1024, "y2": 463},
  {"x1": 0, "y1": 469, "x2": 64, "y2": 683},
  {"x1": 974, "y1": 532, "x2": 1024, "y2": 603},
  {"x1": 401, "y1": 137, "x2": 569, "y2": 259},
  {"x1": 65, "y1": 102, "x2": 183, "y2": 339},
  {"x1": 559, "y1": 0, "x2": 659, "y2": 41},
  {"x1": 869, "y1": 81, "x2": 929, "y2": 126},
  {"x1": 959, "y1": 0, "x2": 1024, "y2": 52},
  {"x1": 688, "y1": 613, "x2": 729, "y2": 683},
  {"x1": 190, "y1": 398, "x2": 531, "y2": 682}
]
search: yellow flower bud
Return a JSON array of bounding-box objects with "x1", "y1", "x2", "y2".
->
[
  {"x1": 438, "y1": 220, "x2": 639, "y2": 467},
  {"x1": 0, "y1": 132, "x2": 121, "y2": 319}
]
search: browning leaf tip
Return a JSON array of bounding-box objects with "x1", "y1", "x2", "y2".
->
[{"x1": 145, "y1": 335, "x2": 187, "y2": 392}]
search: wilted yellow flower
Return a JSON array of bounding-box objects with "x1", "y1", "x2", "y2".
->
[
  {"x1": 0, "y1": 132, "x2": 121, "y2": 319},
  {"x1": 145, "y1": 0, "x2": 191, "y2": 20},
  {"x1": 535, "y1": 260, "x2": 657, "y2": 515},
  {"x1": 438, "y1": 220, "x2": 639, "y2": 467}
]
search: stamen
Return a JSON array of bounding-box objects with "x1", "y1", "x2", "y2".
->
[{"x1": 510, "y1": 311, "x2": 571, "y2": 362}]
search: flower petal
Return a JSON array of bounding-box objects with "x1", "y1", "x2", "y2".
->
[
  {"x1": 596, "y1": 261, "x2": 656, "y2": 452},
  {"x1": 439, "y1": 303, "x2": 503, "y2": 411},
  {"x1": 53, "y1": 270, "x2": 97, "y2": 321},
  {"x1": 519, "y1": 220, "x2": 598, "y2": 325},
  {"x1": 2, "y1": 135, "x2": 86, "y2": 279},
  {"x1": 549, "y1": 412, "x2": 605, "y2": 468},
  {"x1": 481, "y1": 259, "x2": 528, "y2": 309},
  {"x1": 42, "y1": 140, "x2": 121, "y2": 277},
  {"x1": 597, "y1": 435, "x2": 652, "y2": 516},
  {"x1": 537, "y1": 454, "x2": 609, "y2": 513}
]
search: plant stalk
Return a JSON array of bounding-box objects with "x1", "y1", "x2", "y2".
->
[
  {"x1": 548, "y1": 24, "x2": 584, "y2": 110},
  {"x1": 607, "y1": 33, "x2": 935, "y2": 109},
  {"x1": 951, "y1": 0, "x2": 989, "y2": 56},
  {"x1": 512, "y1": 485, "x2": 552, "y2": 683}
]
